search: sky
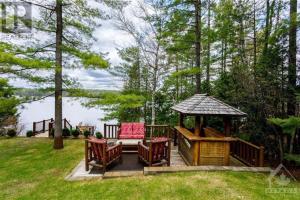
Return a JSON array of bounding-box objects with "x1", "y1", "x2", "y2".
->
[{"x1": 1, "y1": 0, "x2": 139, "y2": 91}]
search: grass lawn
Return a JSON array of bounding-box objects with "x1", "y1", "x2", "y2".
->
[{"x1": 0, "y1": 138, "x2": 299, "y2": 200}]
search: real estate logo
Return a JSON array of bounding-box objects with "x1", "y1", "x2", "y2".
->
[
  {"x1": 266, "y1": 163, "x2": 298, "y2": 194},
  {"x1": 0, "y1": 1, "x2": 32, "y2": 34}
]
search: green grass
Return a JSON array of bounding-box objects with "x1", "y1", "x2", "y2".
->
[{"x1": 0, "y1": 138, "x2": 299, "y2": 200}]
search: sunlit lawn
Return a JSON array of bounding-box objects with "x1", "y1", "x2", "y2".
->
[{"x1": 0, "y1": 137, "x2": 299, "y2": 200}]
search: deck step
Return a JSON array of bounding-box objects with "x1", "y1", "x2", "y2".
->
[
  {"x1": 104, "y1": 170, "x2": 143, "y2": 178},
  {"x1": 122, "y1": 150, "x2": 138, "y2": 154}
]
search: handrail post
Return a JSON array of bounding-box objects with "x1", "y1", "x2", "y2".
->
[
  {"x1": 33, "y1": 122, "x2": 36, "y2": 135},
  {"x1": 259, "y1": 146, "x2": 264, "y2": 167},
  {"x1": 174, "y1": 127, "x2": 178, "y2": 146},
  {"x1": 63, "y1": 118, "x2": 66, "y2": 129},
  {"x1": 42, "y1": 120, "x2": 45, "y2": 132},
  {"x1": 104, "y1": 123, "x2": 106, "y2": 138},
  {"x1": 85, "y1": 140, "x2": 89, "y2": 171}
]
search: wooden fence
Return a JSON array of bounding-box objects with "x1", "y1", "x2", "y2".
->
[
  {"x1": 33, "y1": 118, "x2": 72, "y2": 137},
  {"x1": 230, "y1": 138, "x2": 264, "y2": 167},
  {"x1": 33, "y1": 118, "x2": 54, "y2": 134}
]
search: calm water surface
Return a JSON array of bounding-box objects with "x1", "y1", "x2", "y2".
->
[{"x1": 19, "y1": 97, "x2": 116, "y2": 135}]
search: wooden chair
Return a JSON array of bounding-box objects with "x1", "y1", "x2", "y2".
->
[
  {"x1": 85, "y1": 138, "x2": 122, "y2": 172},
  {"x1": 138, "y1": 137, "x2": 171, "y2": 166}
]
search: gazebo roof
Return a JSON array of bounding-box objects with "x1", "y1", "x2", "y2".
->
[{"x1": 171, "y1": 94, "x2": 247, "y2": 116}]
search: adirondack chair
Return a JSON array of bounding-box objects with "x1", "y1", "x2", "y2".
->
[
  {"x1": 85, "y1": 137, "x2": 122, "y2": 172},
  {"x1": 138, "y1": 137, "x2": 171, "y2": 166},
  {"x1": 118, "y1": 122, "x2": 145, "y2": 139}
]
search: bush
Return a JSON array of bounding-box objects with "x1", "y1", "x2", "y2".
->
[
  {"x1": 83, "y1": 130, "x2": 91, "y2": 138},
  {"x1": 50, "y1": 128, "x2": 55, "y2": 137},
  {"x1": 7, "y1": 129, "x2": 16, "y2": 137},
  {"x1": 95, "y1": 132, "x2": 103, "y2": 139},
  {"x1": 26, "y1": 130, "x2": 34, "y2": 137},
  {"x1": 71, "y1": 129, "x2": 80, "y2": 138},
  {"x1": 62, "y1": 128, "x2": 71, "y2": 137}
]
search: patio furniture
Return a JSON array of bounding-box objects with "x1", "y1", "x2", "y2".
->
[
  {"x1": 138, "y1": 137, "x2": 171, "y2": 166},
  {"x1": 85, "y1": 137, "x2": 122, "y2": 172},
  {"x1": 118, "y1": 122, "x2": 145, "y2": 139},
  {"x1": 117, "y1": 122, "x2": 145, "y2": 152},
  {"x1": 77, "y1": 125, "x2": 95, "y2": 135}
]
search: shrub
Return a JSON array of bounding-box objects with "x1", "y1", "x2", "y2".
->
[
  {"x1": 50, "y1": 128, "x2": 55, "y2": 137},
  {"x1": 26, "y1": 130, "x2": 34, "y2": 137},
  {"x1": 62, "y1": 128, "x2": 71, "y2": 137},
  {"x1": 95, "y1": 132, "x2": 103, "y2": 139},
  {"x1": 83, "y1": 130, "x2": 91, "y2": 138},
  {"x1": 7, "y1": 129, "x2": 16, "y2": 137},
  {"x1": 71, "y1": 129, "x2": 80, "y2": 138}
]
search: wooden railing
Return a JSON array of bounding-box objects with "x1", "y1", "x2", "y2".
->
[
  {"x1": 231, "y1": 138, "x2": 264, "y2": 167},
  {"x1": 175, "y1": 126, "x2": 237, "y2": 166},
  {"x1": 48, "y1": 118, "x2": 72, "y2": 137},
  {"x1": 33, "y1": 118, "x2": 54, "y2": 134},
  {"x1": 103, "y1": 124, "x2": 177, "y2": 144},
  {"x1": 104, "y1": 124, "x2": 119, "y2": 139},
  {"x1": 63, "y1": 118, "x2": 72, "y2": 130},
  {"x1": 145, "y1": 125, "x2": 170, "y2": 138}
]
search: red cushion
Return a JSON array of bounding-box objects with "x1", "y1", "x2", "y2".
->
[
  {"x1": 119, "y1": 123, "x2": 133, "y2": 136},
  {"x1": 132, "y1": 123, "x2": 145, "y2": 136},
  {"x1": 89, "y1": 137, "x2": 107, "y2": 144},
  {"x1": 119, "y1": 134, "x2": 144, "y2": 139},
  {"x1": 151, "y1": 137, "x2": 168, "y2": 142}
]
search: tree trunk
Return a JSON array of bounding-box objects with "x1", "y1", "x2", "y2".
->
[
  {"x1": 54, "y1": 0, "x2": 63, "y2": 149},
  {"x1": 206, "y1": 0, "x2": 211, "y2": 94},
  {"x1": 289, "y1": 131, "x2": 296, "y2": 153},
  {"x1": 194, "y1": 0, "x2": 201, "y2": 94},
  {"x1": 287, "y1": 0, "x2": 297, "y2": 116}
]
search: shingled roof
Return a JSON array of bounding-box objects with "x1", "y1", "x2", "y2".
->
[{"x1": 171, "y1": 94, "x2": 247, "y2": 116}]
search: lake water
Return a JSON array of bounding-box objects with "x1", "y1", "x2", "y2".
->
[{"x1": 18, "y1": 97, "x2": 117, "y2": 135}]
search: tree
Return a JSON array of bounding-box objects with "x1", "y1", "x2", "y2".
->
[
  {"x1": 268, "y1": 117, "x2": 300, "y2": 159},
  {"x1": 1, "y1": 0, "x2": 109, "y2": 149},
  {"x1": 287, "y1": 0, "x2": 298, "y2": 116},
  {"x1": 111, "y1": 0, "x2": 168, "y2": 124},
  {"x1": 0, "y1": 78, "x2": 19, "y2": 132}
]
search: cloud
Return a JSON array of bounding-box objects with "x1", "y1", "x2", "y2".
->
[{"x1": 4, "y1": 0, "x2": 140, "y2": 90}]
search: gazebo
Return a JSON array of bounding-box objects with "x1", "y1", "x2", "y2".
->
[{"x1": 172, "y1": 94, "x2": 248, "y2": 166}]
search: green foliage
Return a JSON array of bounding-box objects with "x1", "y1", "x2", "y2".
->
[
  {"x1": 62, "y1": 128, "x2": 71, "y2": 137},
  {"x1": 62, "y1": 45, "x2": 109, "y2": 69},
  {"x1": 284, "y1": 154, "x2": 300, "y2": 166},
  {"x1": 268, "y1": 117, "x2": 300, "y2": 136},
  {"x1": 83, "y1": 130, "x2": 91, "y2": 138},
  {"x1": 0, "y1": 78, "x2": 19, "y2": 128},
  {"x1": 85, "y1": 91, "x2": 145, "y2": 122},
  {"x1": 171, "y1": 68, "x2": 202, "y2": 78},
  {"x1": 6, "y1": 129, "x2": 16, "y2": 137},
  {"x1": 71, "y1": 129, "x2": 80, "y2": 138},
  {"x1": 95, "y1": 132, "x2": 103, "y2": 139},
  {"x1": 50, "y1": 128, "x2": 55, "y2": 138},
  {"x1": 26, "y1": 130, "x2": 34, "y2": 138}
]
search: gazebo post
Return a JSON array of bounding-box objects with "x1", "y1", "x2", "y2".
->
[
  {"x1": 223, "y1": 116, "x2": 231, "y2": 136},
  {"x1": 193, "y1": 115, "x2": 201, "y2": 165},
  {"x1": 179, "y1": 113, "x2": 184, "y2": 128},
  {"x1": 195, "y1": 116, "x2": 201, "y2": 136}
]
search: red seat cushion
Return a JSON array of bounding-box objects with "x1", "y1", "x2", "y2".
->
[
  {"x1": 119, "y1": 123, "x2": 133, "y2": 138},
  {"x1": 132, "y1": 123, "x2": 145, "y2": 139},
  {"x1": 118, "y1": 122, "x2": 145, "y2": 139}
]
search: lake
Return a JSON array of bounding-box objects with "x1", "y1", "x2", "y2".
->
[{"x1": 18, "y1": 97, "x2": 117, "y2": 135}]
